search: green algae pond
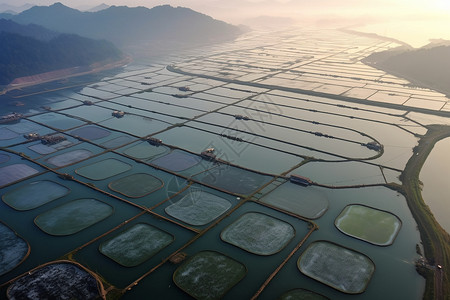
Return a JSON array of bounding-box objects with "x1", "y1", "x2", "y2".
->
[
  {"x1": 3, "y1": 27, "x2": 447, "y2": 300},
  {"x1": 335, "y1": 204, "x2": 401, "y2": 246}
]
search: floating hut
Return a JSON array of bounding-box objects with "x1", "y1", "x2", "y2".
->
[
  {"x1": 172, "y1": 94, "x2": 189, "y2": 98},
  {"x1": 146, "y1": 137, "x2": 162, "y2": 146},
  {"x1": 178, "y1": 86, "x2": 191, "y2": 92},
  {"x1": 365, "y1": 141, "x2": 383, "y2": 151},
  {"x1": 220, "y1": 133, "x2": 244, "y2": 142},
  {"x1": 23, "y1": 133, "x2": 40, "y2": 140},
  {"x1": 58, "y1": 173, "x2": 74, "y2": 180},
  {"x1": 112, "y1": 111, "x2": 125, "y2": 118},
  {"x1": 169, "y1": 252, "x2": 187, "y2": 264},
  {"x1": 201, "y1": 148, "x2": 216, "y2": 161},
  {"x1": 0, "y1": 113, "x2": 22, "y2": 124},
  {"x1": 290, "y1": 174, "x2": 312, "y2": 186},
  {"x1": 235, "y1": 115, "x2": 250, "y2": 120},
  {"x1": 40, "y1": 135, "x2": 66, "y2": 145}
]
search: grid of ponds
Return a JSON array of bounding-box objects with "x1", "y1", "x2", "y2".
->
[{"x1": 0, "y1": 27, "x2": 439, "y2": 299}]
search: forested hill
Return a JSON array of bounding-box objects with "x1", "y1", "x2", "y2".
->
[
  {"x1": 363, "y1": 45, "x2": 450, "y2": 96},
  {"x1": 10, "y1": 3, "x2": 242, "y2": 47},
  {"x1": 0, "y1": 26, "x2": 123, "y2": 85},
  {"x1": 0, "y1": 3, "x2": 242, "y2": 85},
  {"x1": 0, "y1": 18, "x2": 58, "y2": 40}
]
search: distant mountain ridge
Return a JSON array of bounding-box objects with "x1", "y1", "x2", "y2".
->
[
  {"x1": 0, "y1": 20, "x2": 124, "y2": 85},
  {"x1": 0, "y1": 18, "x2": 58, "y2": 41},
  {"x1": 8, "y1": 3, "x2": 242, "y2": 48},
  {"x1": 86, "y1": 3, "x2": 110, "y2": 12},
  {"x1": 0, "y1": 3, "x2": 34, "y2": 14},
  {"x1": 0, "y1": 3, "x2": 241, "y2": 87},
  {"x1": 363, "y1": 45, "x2": 450, "y2": 96}
]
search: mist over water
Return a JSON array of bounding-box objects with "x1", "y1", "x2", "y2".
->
[
  {"x1": 1, "y1": 1, "x2": 449, "y2": 299},
  {"x1": 353, "y1": 19, "x2": 450, "y2": 48}
]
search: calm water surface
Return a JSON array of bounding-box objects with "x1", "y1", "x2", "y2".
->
[{"x1": 420, "y1": 137, "x2": 450, "y2": 233}]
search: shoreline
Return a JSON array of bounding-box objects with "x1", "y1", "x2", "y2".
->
[
  {"x1": 0, "y1": 56, "x2": 132, "y2": 96},
  {"x1": 339, "y1": 27, "x2": 412, "y2": 48},
  {"x1": 344, "y1": 27, "x2": 450, "y2": 97},
  {"x1": 396, "y1": 125, "x2": 450, "y2": 300}
]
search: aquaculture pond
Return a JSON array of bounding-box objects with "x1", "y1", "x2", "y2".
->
[
  {"x1": 335, "y1": 205, "x2": 401, "y2": 246},
  {"x1": 1, "y1": 27, "x2": 440, "y2": 300},
  {"x1": 297, "y1": 241, "x2": 375, "y2": 294}
]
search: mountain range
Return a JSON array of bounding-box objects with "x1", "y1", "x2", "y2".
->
[
  {"x1": 0, "y1": 18, "x2": 58, "y2": 40},
  {"x1": 0, "y1": 3, "x2": 242, "y2": 86},
  {"x1": 0, "y1": 19, "x2": 123, "y2": 85},
  {"x1": 0, "y1": 3, "x2": 34, "y2": 14},
  {"x1": 4, "y1": 3, "x2": 242, "y2": 47}
]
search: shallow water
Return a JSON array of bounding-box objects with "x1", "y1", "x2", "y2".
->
[
  {"x1": 0, "y1": 28, "x2": 433, "y2": 300},
  {"x1": 420, "y1": 137, "x2": 450, "y2": 233}
]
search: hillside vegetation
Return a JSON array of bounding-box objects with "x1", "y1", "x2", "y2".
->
[
  {"x1": 363, "y1": 45, "x2": 450, "y2": 96},
  {"x1": 0, "y1": 25, "x2": 123, "y2": 85},
  {"x1": 8, "y1": 3, "x2": 242, "y2": 47}
]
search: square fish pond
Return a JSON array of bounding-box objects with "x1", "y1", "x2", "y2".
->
[
  {"x1": 2, "y1": 180, "x2": 70, "y2": 211},
  {"x1": 334, "y1": 204, "x2": 401, "y2": 246},
  {"x1": 69, "y1": 125, "x2": 112, "y2": 141},
  {"x1": 71, "y1": 212, "x2": 196, "y2": 289},
  {"x1": 28, "y1": 141, "x2": 69, "y2": 155},
  {"x1": 121, "y1": 200, "x2": 311, "y2": 299},
  {"x1": 0, "y1": 127, "x2": 19, "y2": 140},
  {"x1": 108, "y1": 173, "x2": 164, "y2": 198},
  {"x1": 100, "y1": 135, "x2": 136, "y2": 149},
  {"x1": 196, "y1": 164, "x2": 273, "y2": 195},
  {"x1": 0, "y1": 222, "x2": 29, "y2": 276},
  {"x1": 173, "y1": 251, "x2": 247, "y2": 300},
  {"x1": 6, "y1": 262, "x2": 102, "y2": 300},
  {"x1": 165, "y1": 190, "x2": 232, "y2": 226},
  {"x1": 120, "y1": 141, "x2": 169, "y2": 161},
  {"x1": 34, "y1": 198, "x2": 114, "y2": 236},
  {"x1": 0, "y1": 153, "x2": 10, "y2": 164},
  {"x1": 220, "y1": 212, "x2": 295, "y2": 255},
  {"x1": 99, "y1": 223, "x2": 174, "y2": 267},
  {"x1": 0, "y1": 163, "x2": 41, "y2": 188},
  {"x1": 45, "y1": 149, "x2": 95, "y2": 168},
  {"x1": 297, "y1": 241, "x2": 375, "y2": 294},
  {"x1": 150, "y1": 150, "x2": 202, "y2": 172},
  {"x1": 28, "y1": 112, "x2": 86, "y2": 130},
  {"x1": 259, "y1": 182, "x2": 329, "y2": 219},
  {"x1": 278, "y1": 288, "x2": 329, "y2": 300},
  {"x1": 75, "y1": 158, "x2": 132, "y2": 181}
]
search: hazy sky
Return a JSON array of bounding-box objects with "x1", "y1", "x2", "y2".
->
[
  {"x1": 2, "y1": 0, "x2": 450, "y2": 46},
  {"x1": 4, "y1": 0, "x2": 450, "y2": 24}
]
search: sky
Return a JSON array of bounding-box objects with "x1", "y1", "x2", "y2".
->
[
  {"x1": 2, "y1": 0, "x2": 450, "y2": 46},
  {"x1": 3, "y1": 0, "x2": 450, "y2": 22}
]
